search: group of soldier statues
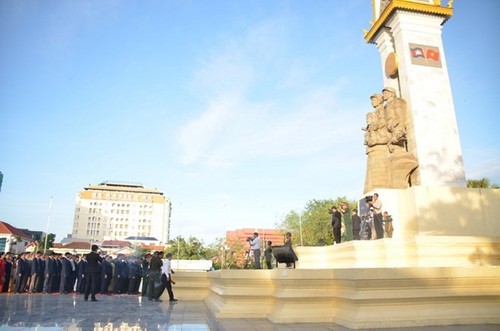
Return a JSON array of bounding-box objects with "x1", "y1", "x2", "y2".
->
[{"x1": 363, "y1": 87, "x2": 407, "y2": 153}]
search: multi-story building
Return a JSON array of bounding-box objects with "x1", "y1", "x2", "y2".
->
[{"x1": 72, "y1": 181, "x2": 171, "y2": 244}]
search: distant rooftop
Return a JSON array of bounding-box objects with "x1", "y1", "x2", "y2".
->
[
  {"x1": 100, "y1": 181, "x2": 144, "y2": 188},
  {"x1": 0, "y1": 221, "x2": 32, "y2": 241},
  {"x1": 84, "y1": 181, "x2": 163, "y2": 195},
  {"x1": 125, "y1": 236, "x2": 159, "y2": 241}
]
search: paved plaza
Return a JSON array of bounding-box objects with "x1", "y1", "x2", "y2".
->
[{"x1": 0, "y1": 293, "x2": 498, "y2": 331}]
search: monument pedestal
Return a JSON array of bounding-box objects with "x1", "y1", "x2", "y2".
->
[
  {"x1": 168, "y1": 187, "x2": 500, "y2": 329},
  {"x1": 363, "y1": 186, "x2": 500, "y2": 240}
]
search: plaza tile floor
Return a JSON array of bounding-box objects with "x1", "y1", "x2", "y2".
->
[{"x1": 0, "y1": 293, "x2": 498, "y2": 330}]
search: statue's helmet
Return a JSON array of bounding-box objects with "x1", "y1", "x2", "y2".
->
[{"x1": 382, "y1": 87, "x2": 397, "y2": 95}]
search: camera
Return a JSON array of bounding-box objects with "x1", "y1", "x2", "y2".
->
[
  {"x1": 365, "y1": 195, "x2": 373, "y2": 203},
  {"x1": 246, "y1": 237, "x2": 253, "y2": 242}
]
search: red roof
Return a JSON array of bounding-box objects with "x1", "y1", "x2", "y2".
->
[
  {"x1": 101, "y1": 240, "x2": 130, "y2": 248},
  {"x1": 140, "y1": 243, "x2": 165, "y2": 251},
  {"x1": 61, "y1": 242, "x2": 92, "y2": 250},
  {"x1": 0, "y1": 221, "x2": 32, "y2": 241},
  {"x1": 226, "y1": 228, "x2": 285, "y2": 247}
]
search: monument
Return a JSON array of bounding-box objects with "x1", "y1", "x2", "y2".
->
[
  {"x1": 359, "y1": 0, "x2": 499, "y2": 241},
  {"x1": 364, "y1": 0, "x2": 466, "y2": 192},
  {"x1": 169, "y1": 1, "x2": 500, "y2": 329}
]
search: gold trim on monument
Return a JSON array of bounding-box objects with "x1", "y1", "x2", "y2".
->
[{"x1": 365, "y1": 0, "x2": 453, "y2": 43}]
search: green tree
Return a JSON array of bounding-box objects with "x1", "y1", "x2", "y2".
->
[
  {"x1": 38, "y1": 233, "x2": 56, "y2": 252},
  {"x1": 131, "y1": 245, "x2": 149, "y2": 257},
  {"x1": 277, "y1": 197, "x2": 357, "y2": 246},
  {"x1": 205, "y1": 237, "x2": 252, "y2": 269},
  {"x1": 168, "y1": 236, "x2": 209, "y2": 260},
  {"x1": 466, "y1": 178, "x2": 499, "y2": 189}
]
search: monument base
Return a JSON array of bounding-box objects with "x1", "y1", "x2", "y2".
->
[
  {"x1": 169, "y1": 263, "x2": 500, "y2": 329},
  {"x1": 165, "y1": 186, "x2": 500, "y2": 329}
]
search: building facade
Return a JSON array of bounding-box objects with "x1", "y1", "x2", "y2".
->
[
  {"x1": 0, "y1": 220, "x2": 33, "y2": 254},
  {"x1": 72, "y1": 182, "x2": 171, "y2": 244}
]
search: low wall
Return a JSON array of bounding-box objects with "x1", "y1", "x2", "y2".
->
[
  {"x1": 161, "y1": 270, "x2": 210, "y2": 301},
  {"x1": 169, "y1": 266, "x2": 500, "y2": 329},
  {"x1": 294, "y1": 235, "x2": 500, "y2": 269}
]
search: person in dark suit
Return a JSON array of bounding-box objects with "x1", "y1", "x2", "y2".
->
[
  {"x1": 2, "y1": 253, "x2": 13, "y2": 293},
  {"x1": 100, "y1": 255, "x2": 113, "y2": 294},
  {"x1": 147, "y1": 251, "x2": 163, "y2": 302},
  {"x1": 52, "y1": 254, "x2": 62, "y2": 293},
  {"x1": 140, "y1": 254, "x2": 151, "y2": 297},
  {"x1": 59, "y1": 252, "x2": 71, "y2": 294},
  {"x1": 84, "y1": 245, "x2": 102, "y2": 302},
  {"x1": 43, "y1": 253, "x2": 55, "y2": 293},
  {"x1": 36, "y1": 252, "x2": 45, "y2": 292},
  {"x1": 14, "y1": 253, "x2": 29, "y2": 293},
  {"x1": 112, "y1": 255, "x2": 125, "y2": 294},
  {"x1": 28, "y1": 252, "x2": 40, "y2": 293},
  {"x1": 77, "y1": 255, "x2": 88, "y2": 294},
  {"x1": 127, "y1": 257, "x2": 141, "y2": 294},
  {"x1": 330, "y1": 206, "x2": 342, "y2": 244},
  {"x1": 352, "y1": 208, "x2": 362, "y2": 240}
]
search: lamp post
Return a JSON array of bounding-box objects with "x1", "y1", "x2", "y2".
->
[{"x1": 44, "y1": 197, "x2": 53, "y2": 254}]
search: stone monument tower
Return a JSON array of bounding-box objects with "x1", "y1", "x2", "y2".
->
[{"x1": 363, "y1": 0, "x2": 466, "y2": 193}]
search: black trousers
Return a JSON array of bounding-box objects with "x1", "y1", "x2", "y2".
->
[
  {"x1": 128, "y1": 276, "x2": 139, "y2": 294},
  {"x1": 374, "y1": 213, "x2": 384, "y2": 239},
  {"x1": 147, "y1": 271, "x2": 161, "y2": 299},
  {"x1": 333, "y1": 228, "x2": 341, "y2": 244},
  {"x1": 161, "y1": 274, "x2": 174, "y2": 300},
  {"x1": 101, "y1": 274, "x2": 111, "y2": 294},
  {"x1": 84, "y1": 272, "x2": 99, "y2": 300},
  {"x1": 141, "y1": 275, "x2": 149, "y2": 296}
]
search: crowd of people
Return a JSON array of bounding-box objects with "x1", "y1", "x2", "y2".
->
[
  {"x1": 331, "y1": 193, "x2": 394, "y2": 242},
  {"x1": 0, "y1": 247, "x2": 177, "y2": 303}
]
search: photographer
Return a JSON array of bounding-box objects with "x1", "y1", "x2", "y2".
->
[{"x1": 247, "y1": 232, "x2": 261, "y2": 269}]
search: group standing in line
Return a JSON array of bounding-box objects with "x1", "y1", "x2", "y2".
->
[{"x1": 0, "y1": 246, "x2": 177, "y2": 303}]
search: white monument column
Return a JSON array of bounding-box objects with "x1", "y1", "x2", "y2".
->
[
  {"x1": 365, "y1": 0, "x2": 466, "y2": 187},
  {"x1": 373, "y1": 29, "x2": 399, "y2": 92}
]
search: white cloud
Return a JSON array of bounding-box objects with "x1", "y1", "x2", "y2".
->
[
  {"x1": 176, "y1": 17, "x2": 362, "y2": 169},
  {"x1": 176, "y1": 86, "x2": 360, "y2": 169}
]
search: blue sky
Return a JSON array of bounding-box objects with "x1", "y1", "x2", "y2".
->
[{"x1": 1, "y1": 0, "x2": 499, "y2": 245}]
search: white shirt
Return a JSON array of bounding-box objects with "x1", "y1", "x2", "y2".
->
[
  {"x1": 372, "y1": 199, "x2": 382, "y2": 214},
  {"x1": 250, "y1": 236, "x2": 261, "y2": 250},
  {"x1": 161, "y1": 258, "x2": 172, "y2": 279}
]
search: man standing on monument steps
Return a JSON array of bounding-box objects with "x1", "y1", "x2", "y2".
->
[
  {"x1": 368, "y1": 193, "x2": 384, "y2": 239},
  {"x1": 352, "y1": 209, "x2": 362, "y2": 240},
  {"x1": 330, "y1": 206, "x2": 342, "y2": 244},
  {"x1": 248, "y1": 232, "x2": 261, "y2": 269}
]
